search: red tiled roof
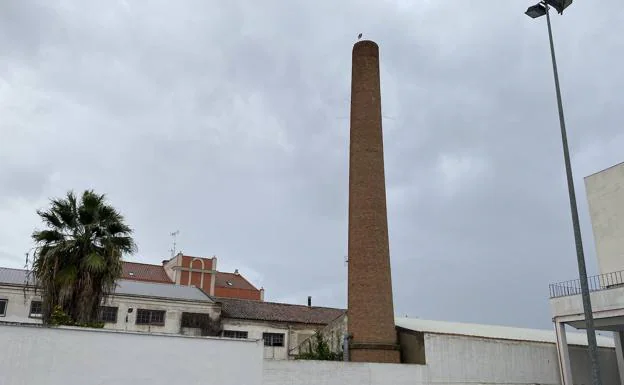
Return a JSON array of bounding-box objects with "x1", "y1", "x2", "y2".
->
[
  {"x1": 122, "y1": 262, "x2": 172, "y2": 284},
  {"x1": 215, "y1": 271, "x2": 258, "y2": 291},
  {"x1": 218, "y1": 297, "x2": 346, "y2": 325}
]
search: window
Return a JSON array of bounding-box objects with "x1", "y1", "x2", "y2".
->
[
  {"x1": 223, "y1": 330, "x2": 248, "y2": 339},
  {"x1": 181, "y1": 312, "x2": 212, "y2": 328},
  {"x1": 99, "y1": 306, "x2": 118, "y2": 323},
  {"x1": 29, "y1": 301, "x2": 43, "y2": 318},
  {"x1": 135, "y1": 309, "x2": 165, "y2": 326},
  {"x1": 263, "y1": 333, "x2": 285, "y2": 347},
  {"x1": 0, "y1": 299, "x2": 7, "y2": 317}
]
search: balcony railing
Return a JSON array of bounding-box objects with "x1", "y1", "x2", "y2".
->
[{"x1": 549, "y1": 270, "x2": 624, "y2": 298}]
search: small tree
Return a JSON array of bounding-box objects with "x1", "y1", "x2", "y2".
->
[{"x1": 28, "y1": 190, "x2": 136, "y2": 325}]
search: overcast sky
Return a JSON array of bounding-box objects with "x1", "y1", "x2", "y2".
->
[{"x1": 1, "y1": 1, "x2": 623, "y2": 330}]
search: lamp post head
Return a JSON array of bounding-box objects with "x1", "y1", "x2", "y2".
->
[
  {"x1": 525, "y1": 3, "x2": 547, "y2": 18},
  {"x1": 545, "y1": 0, "x2": 573, "y2": 14},
  {"x1": 525, "y1": 0, "x2": 572, "y2": 18}
]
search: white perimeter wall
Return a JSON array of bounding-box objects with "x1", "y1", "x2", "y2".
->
[
  {"x1": 263, "y1": 360, "x2": 428, "y2": 385},
  {"x1": 424, "y1": 333, "x2": 619, "y2": 385},
  {"x1": 2, "y1": 324, "x2": 620, "y2": 385},
  {"x1": 0, "y1": 324, "x2": 263, "y2": 385},
  {"x1": 263, "y1": 333, "x2": 620, "y2": 385}
]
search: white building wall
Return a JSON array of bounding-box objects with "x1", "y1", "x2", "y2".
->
[
  {"x1": 585, "y1": 162, "x2": 624, "y2": 276},
  {"x1": 0, "y1": 323, "x2": 263, "y2": 385},
  {"x1": 102, "y1": 295, "x2": 219, "y2": 334},
  {"x1": 551, "y1": 286, "x2": 624, "y2": 317},
  {"x1": 0, "y1": 286, "x2": 41, "y2": 324},
  {"x1": 0, "y1": 285, "x2": 220, "y2": 335},
  {"x1": 221, "y1": 318, "x2": 319, "y2": 360},
  {"x1": 424, "y1": 333, "x2": 620, "y2": 385}
]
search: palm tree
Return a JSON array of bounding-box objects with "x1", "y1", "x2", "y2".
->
[{"x1": 29, "y1": 190, "x2": 137, "y2": 324}]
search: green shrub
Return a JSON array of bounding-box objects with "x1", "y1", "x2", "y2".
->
[
  {"x1": 296, "y1": 332, "x2": 343, "y2": 361},
  {"x1": 49, "y1": 305, "x2": 104, "y2": 328}
]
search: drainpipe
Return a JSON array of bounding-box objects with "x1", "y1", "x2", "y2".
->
[{"x1": 343, "y1": 333, "x2": 352, "y2": 362}]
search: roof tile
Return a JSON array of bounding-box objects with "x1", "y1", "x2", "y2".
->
[
  {"x1": 218, "y1": 297, "x2": 345, "y2": 325},
  {"x1": 122, "y1": 262, "x2": 172, "y2": 283},
  {"x1": 215, "y1": 271, "x2": 258, "y2": 291}
]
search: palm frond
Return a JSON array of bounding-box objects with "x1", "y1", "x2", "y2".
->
[
  {"x1": 82, "y1": 252, "x2": 106, "y2": 274},
  {"x1": 36, "y1": 209, "x2": 64, "y2": 229},
  {"x1": 32, "y1": 229, "x2": 65, "y2": 244}
]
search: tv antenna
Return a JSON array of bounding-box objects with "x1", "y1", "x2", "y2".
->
[{"x1": 170, "y1": 230, "x2": 180, "y2": 258}]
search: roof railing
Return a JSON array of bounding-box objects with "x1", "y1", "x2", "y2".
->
[{"x1": 549, "y1": 270, "x2": 624, "y2": 298}]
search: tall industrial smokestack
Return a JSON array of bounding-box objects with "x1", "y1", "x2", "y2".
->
[{"x1": 347, "y1": 40, "x2": 400, "y2": 363}]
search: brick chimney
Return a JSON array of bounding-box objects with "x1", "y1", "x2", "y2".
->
[{"x1": 347, "y1": 40, "x2": 400, "y2": 363}]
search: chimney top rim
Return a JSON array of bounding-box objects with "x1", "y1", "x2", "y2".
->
[{"x1": 352, "y1": 40, "x2": 379, "y2": 58}]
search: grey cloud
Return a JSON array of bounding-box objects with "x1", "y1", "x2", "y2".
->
[{"x1": 1, "y1": 0, "x2": 623, "y2": 330}]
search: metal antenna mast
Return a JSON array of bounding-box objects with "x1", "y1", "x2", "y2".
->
[{"x1": 170, "y1": 230, "x2": 180, "y2": 258}]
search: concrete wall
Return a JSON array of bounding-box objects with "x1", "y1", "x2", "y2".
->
[
  {"x1": 585, "y1": 162, "x2": 624, "y2": 276},
  {"x1": 0, "y1": 323, "x2": 263, "y2": 385},
  {"x1": 263, "y1": 360, "x2": 428, "y2": 385},
  {"x1": 551, "y1": 286, "x2": 624, "y2": 317},
  {"x1": 2, "y1": 322, "x2": 621, "y2": 385},
  {"x1": 398, "y1": 329, "x2": 426, "y2": 364},
  {"x1": 424, "y1": 333, "x2": 620, "y2": 385}
]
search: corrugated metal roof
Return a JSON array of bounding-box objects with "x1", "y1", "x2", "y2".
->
[
  {"x1": 0, "y1": 268, "x2": 211, "y2": 303},
  {"x1": 0, "y1": 267, "x2": 34, "y2": 285},
  {"x1": 395, "y1": 317, "x2": 615, "y2": 348},
  {"x1": 113, "y1": 279, "x2": 213, "y2": 302}
]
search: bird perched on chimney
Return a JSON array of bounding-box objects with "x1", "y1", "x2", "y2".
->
[{"x1": 357, "y1": 33, "x2": 362, "y2": 40}]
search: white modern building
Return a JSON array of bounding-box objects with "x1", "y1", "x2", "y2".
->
[{"x1": 550, "y1": 161, "x2": 624, "y2": 385}]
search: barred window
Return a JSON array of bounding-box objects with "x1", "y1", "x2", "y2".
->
[
  {"x1": 0, "y1": 299, "x2": 7, "y2": 317},
  {"x1": 135, "y1": 309, "x2": 166, "y2": 326},
  {"x1": 223, "y1": 330, "x2": 248, "y2": 339},
  {"x1": 29, "y1": 301, "x2": 43, "y2": 318},
  {"x1": 99, "y1": 306, "x2": 118, "y2": 323},
  {"x1": 181, "y1": 312, "x2": 212, "y2": 328},
  {"x1": 263, "y1": 333, "x2": 284, "y2": 347}
]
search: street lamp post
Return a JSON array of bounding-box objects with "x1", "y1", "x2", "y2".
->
[{"x1": 525, "y1": 1, "x2": 602, "y2": 385}]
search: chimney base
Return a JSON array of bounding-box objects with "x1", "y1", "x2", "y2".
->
[{"x1": 349, "y1": 344, "x2": 400, "y2": 363}]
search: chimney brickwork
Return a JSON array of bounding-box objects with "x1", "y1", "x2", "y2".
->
[{"x1": 347, "y1": 40, "x2": 400, "y2": 363}]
